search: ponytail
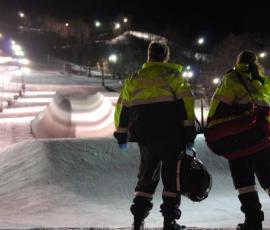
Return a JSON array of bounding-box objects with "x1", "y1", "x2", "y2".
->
[{"x1": 237, "y1": 50, "x2": 264, "y2": 84}]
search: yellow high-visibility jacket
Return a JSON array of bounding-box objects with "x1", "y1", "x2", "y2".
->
[
  {"x1": 114, "y1": 62, "x2": 196, "y2": 144},
  {"x1": 205, "y1": 64, "x2": 270, "y2": 159}
]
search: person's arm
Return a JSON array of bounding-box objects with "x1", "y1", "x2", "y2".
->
[
  {"x1": 172, "y1": 77, "x2": 196, "y2": 144},
  {"x1": 114, "y1": 80, "x2": 130, "y2": 145},
  {"x1": 208, "y1": 75, "x2": 238, "y2": 121}
]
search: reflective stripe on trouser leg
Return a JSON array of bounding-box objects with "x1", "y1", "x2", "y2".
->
[
  {"x1": 163, "y1": 191, "x2": 178, "y2": 198},
  {"x1": 135, "y1": 191, "x2": 153, "y2": 199},
  {"x1": 176, "y1": 159, "x2": 181, "y2": 192},
  {"x1": 238, "y1": 185, "x2": 257, "y2": 194}
]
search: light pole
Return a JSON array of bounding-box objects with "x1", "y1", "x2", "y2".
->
[
  {"x1": 88, "y1": 61, "x2": 92, "y2": 77},
  {"x1": 197, "y1": 37, "x2": 205, "y2": 46},
  {"x1": 95, "y1": 20, "x2": 101, "y2": 28},
  {"x1": 108, "y1": 54, "x2": 118, "y2": 79},
  {"x1": 259, "y1": 52, "x2": 267, "y2": 59},
  {"x1": 114, "y1": 23, "x2": 121, "y2": 30},
  {"x1": 98, "y1": 60, "x2": 105, "y2": 86},
  {"x1": 18, "y1": 11, "x2": 25, "y2": 18},
  {"x1": 212, "y1": 78, "x2": 220, "y2": 85}
]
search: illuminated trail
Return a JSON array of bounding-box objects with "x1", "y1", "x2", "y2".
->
[{"x1": 31, "y1": 92, "x2": 115, "y2": 138}]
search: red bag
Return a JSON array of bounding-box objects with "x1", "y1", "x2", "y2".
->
[{"x1": 205, "y1": 114, "x2": 268, "y2": 160}]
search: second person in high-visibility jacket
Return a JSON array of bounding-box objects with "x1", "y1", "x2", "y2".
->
[{"x1": 206, "y1": 50, "x2": 270, "y2": 230}]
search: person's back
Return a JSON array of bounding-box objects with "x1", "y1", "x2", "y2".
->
[
  {"x1": 114, "y1": 41, "x2": 196, "y2": 230},
  {"x1": 121, "y1": 62, "x2": 193, "y2": 143}
]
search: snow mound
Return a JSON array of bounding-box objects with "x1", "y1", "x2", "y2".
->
[
  {"x1": 30, "y1": 92, "x2": 115, "y2": 138},
  {"x1": 0, "y1": 136, "x2": 269, "y2": 228},
  {"x1": 0, "y1": 138, "x2": 139, "y2": 228}
]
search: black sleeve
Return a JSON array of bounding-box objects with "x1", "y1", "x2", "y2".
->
[
  {"x1": 114, "y1": 106, "x2": 130, "y2": 144},
  {"x1": 176, "y1": 99, "x2": 196, "y2": 144}
]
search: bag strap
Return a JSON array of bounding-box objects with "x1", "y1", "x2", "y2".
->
[{"x1": 234, "y1": 70, "x2": 255, "y2": 103}]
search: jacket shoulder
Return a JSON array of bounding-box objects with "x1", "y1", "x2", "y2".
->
[
  {"x1": 224, "y1": 69, "x2": 238, "y2": 81},
  {"x1": 128, "y1": 71, "x2": 140, "y2": 80},
  {"x1": 226, "y1": 68, "x2": 234, "y2": 74}
]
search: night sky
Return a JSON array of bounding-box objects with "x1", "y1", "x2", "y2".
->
[{"x1": 0, "y1": 0, "x2": 269, "y2": 42}]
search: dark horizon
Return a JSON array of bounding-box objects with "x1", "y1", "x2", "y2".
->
[{"x1": 0, "y1": 0, "x2": 269, "y2": 42}]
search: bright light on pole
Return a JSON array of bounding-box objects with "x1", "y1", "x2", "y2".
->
[
  {"x1": 213, "y1": 78, "x2": 220, "y2": 85},
  {"x1": 187, "y1": 71, "x2": 194, "y2": 78},
  {"x1": 11, "y1": 42, "x2": 25, "y2": 57},
  {"x1": 182, "y1": 71, "x2": 193, "y2": 78},
  {"x1": 109, "y1": 54, "x2": 118, "y2": 63},
  {"x1": 197, "y1": 37, "x2": 205, "y2": 45},
  {"x1": 186, "y1": 65, "x2": 191, "y2": 70},
  {"x1": 114, "y1": 23, "x2": 121, "y2": 30},
  {"x1": 259, "y1": 52, "x2": 267, "y2": 58},
  {"x1": 123, "y1": 17, "x2": 128, "y2": 23},
  {"x1": 18, "y1": 58, "x2": 30, "y2": 65},
  {"x1": 65, "y1": 22, "x2": 69, "y2": 27},
  {"x1": 18, "y1": 11, "x2": 25, "y2": 18},
  {"x1": 95, "y1": 20, "x2": 101, "y2": 28}
]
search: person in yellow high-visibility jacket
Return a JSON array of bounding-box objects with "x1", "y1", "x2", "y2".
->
[
  {"x1": 114, "y1": 41, "x2": 196, "y2": 230},
  {"x1": 206, "y1": 50, "x2": 270, "y2": 230}
]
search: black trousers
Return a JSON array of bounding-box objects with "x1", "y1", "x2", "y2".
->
[
  {"x1": 135, "y1": 140, "x2": 183, "y2": 195},
  {"x1": 229, "y1": 148, "x2": 270, "y2": 190}
]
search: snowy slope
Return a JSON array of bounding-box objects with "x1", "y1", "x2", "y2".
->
[
  {"x1": 0, "y1": 136, "x2": 269, "y2": 228},
  {"x1": 0, "y1": 66, "x2": 269, "y2": 229}
]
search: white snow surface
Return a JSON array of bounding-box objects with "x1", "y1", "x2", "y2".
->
[{"x1": 0, "y1": 136, "x2": 269, "y2": 229}]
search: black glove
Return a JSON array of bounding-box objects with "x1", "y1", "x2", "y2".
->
[{"x1": 113, "y1": 131, "x2": 128, "y2": 144}]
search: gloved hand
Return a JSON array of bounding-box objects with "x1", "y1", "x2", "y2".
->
[
  {"x1": 114, "y1": 132, "x2": 127, "y2": 144},
  {"x1": 119, "y1": 143, "x2": 128, "y2": 149}
]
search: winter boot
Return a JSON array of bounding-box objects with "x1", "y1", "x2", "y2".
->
[
  {"x1": 236, "y1": 192, "x2": 264, "y2": 230},
  {"x1": 132, "y1": 217, "x2": 145, "y2": 230},
  {"x1": 130, "y1": 196, "x2": 153, "y2": 230},
  {"x1": 161, "y1": 195, "x2": 186, "y2": 230},
  {"x1": 163, "y1": 218, "x2": 186, "y2": 230}
]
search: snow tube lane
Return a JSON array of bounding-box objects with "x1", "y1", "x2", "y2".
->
[{"x1": 30, "y1": 92, "x2": 115, "y2": 138}]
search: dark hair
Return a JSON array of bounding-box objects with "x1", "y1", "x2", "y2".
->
[
  {"x1": 236, "y1": 50, "x2": 256, "y2": 65},
  {"x1": 147, "y1": 41, "x2": 170, "y2": 62},
  {"x1": 236, "y1": 50, "x2": 264, "y2": 83}
]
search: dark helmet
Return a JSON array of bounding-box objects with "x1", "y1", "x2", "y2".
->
[{"x1": 178, "y1": 149, "x2": 212, "y2": 202}]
